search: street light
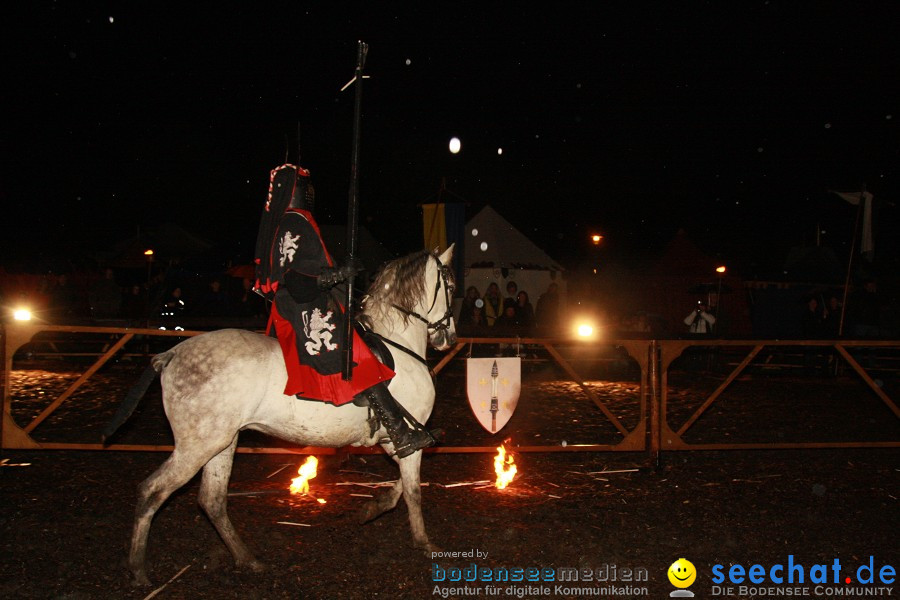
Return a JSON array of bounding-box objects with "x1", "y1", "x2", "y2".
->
[
  {"x1": 144, "y1": 249, "x2": 155, "y2": 287},
  {"x1": 144, "y1": 249, "x2": 155, "y2": 328},
  {"x1": 715, "y1": 265, "x2": 726, "y2": 321},
  {"x1": 591, "y1": 234, "x2": 604, "y2": 245}
]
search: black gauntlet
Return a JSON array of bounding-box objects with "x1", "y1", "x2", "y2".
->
[{"x1": 317, "y1": 260, "x2": 363, "y2": 290}]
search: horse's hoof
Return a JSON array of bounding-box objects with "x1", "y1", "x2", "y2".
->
[
  {"x1": 358, "y1": 501, "x2": 393, "y2": 524},
  {"x1": 417, "y1": 541, "x2": 441, "y2": 556},
  {"x1": 357, "y1": 503, "x2": 377, "y2": 524},
  {"x1": 237, "y1": 559, "x2": 266, "y2": 574}
]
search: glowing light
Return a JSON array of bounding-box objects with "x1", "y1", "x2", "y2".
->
[
  {"x1": 449, "y1": 137, "x2": 461, "y2": 154},
  {"x1": 572, "y1": 315, "x2": 600, "y2": 340},
  {"x1": 494, "y1": 445, "x2": 517, "y2": 489},
  {"x1": 480, "y1": 242, "x2": 488, "y2": 251},
  {"x1": 144, "y1": 249, "x2": 154, "y2": 256},
  {"x1": 471, "y1": 228, "x2": 479, "y2": 236},
  {"x1": 290, "y1": 456, "x2": 319, "y2": 495},
  {"x1": 497, "y1": 148, "x2": 503, "y2": 155},
  {"x1": 13, "y1": 308, "x2": 32, "y2": 321},
  {"x1": 591, "y1": 234, "x2": 603, "y2": 245},
  {"x1": 716, "y1": 265, "x2": 726, "y2": 274}
]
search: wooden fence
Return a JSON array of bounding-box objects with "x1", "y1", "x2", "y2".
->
[{"x1": 2, "y1": 325, "x2": 898, "y2": 455}]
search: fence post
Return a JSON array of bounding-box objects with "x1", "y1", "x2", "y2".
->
[{"x1": 649, "y1": 339, "x2": 660, "y2": 464}]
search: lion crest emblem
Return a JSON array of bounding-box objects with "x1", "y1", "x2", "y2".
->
[
  {"x1": 302, "y1": 308, "x2": 338, "y2": 355},
  {"x1": 279, "y1": 230, "x2": 301, "y2": 267}
]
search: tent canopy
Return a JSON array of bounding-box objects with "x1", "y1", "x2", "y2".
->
[{"x1": 464, "y1": 206, "x2": 563, "y2": 271}]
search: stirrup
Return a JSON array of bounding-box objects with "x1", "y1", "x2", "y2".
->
[{"x1": 390, "y1": 425, "x2": 437, "y2": 458}]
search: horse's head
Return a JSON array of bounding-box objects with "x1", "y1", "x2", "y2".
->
[
  {"x1": 422, "y1": 244, "x2": 457, "y2": 350},
  {"x1": 361, "y1": 244, "x2": 457, "y2": 351}
]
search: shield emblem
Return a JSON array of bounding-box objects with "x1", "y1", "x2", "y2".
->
[{"x1": 466, "y1": 357, "x2": 521, "y2": 433}]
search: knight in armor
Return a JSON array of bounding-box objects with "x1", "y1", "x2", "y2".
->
[{"x1": 254, "y1": 164, "x2": 435, "y2": 458}]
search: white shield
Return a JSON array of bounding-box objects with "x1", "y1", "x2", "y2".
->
[{"x1": 466, "y1": 357, "x2": 521, "y2": 433}]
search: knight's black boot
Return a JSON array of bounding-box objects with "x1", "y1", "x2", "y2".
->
[{"x1": 364, "y1": 383, "x2": 435, "y2": 458}]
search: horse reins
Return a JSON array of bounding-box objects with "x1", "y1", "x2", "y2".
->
[{"x1": 391, "y1": 255, "x2": 454, "y2": 333}]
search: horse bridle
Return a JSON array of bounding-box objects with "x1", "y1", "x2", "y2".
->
[{"x1": 392, "y1": 255, "x2": 455, "y2": 333}]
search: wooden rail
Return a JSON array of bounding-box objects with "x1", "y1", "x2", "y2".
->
[{"x1": 657, "y1": 339, "x2": 900, "y2": 450}]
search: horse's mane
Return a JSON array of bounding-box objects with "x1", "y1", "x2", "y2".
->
[{"x1": 360, "y1": 250, "x2": 433, "y2": 330}]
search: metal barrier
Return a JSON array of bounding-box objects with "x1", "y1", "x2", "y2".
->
[{"x1": 2, "y1": 325, "x2": 898, "y2": 454}]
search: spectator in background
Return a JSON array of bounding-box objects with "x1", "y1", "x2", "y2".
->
[
  {"x1": 159, "y1": 286, "x2": 187, "y2": 317},
  {"x1": 683, "y1": 300, "x2": 716, "y2": 335},
  {"x1": 515, "y1": 290, "x2": 535, "y2": 335},
  {"x1": 683, "y1": 300, "x2": 717, "y2": 370},
  {"x1": 495, "y1": 304, "x2": 519, "y2": 352},
  {"x1": 822, "y1": 295, "x2": 842, "y2": 338},
  {"x1": 121, "y1": 284, "x2": 149, "y2": 323},
  {"x1": 800, "y1": 295, "x2": 826, "y2": 338},
  {"x1": 482, "y1": 282, "x2": 502, "y2": 328},
  {"x1": 503, "y1": 281, "x2": 519, "y2": 314},
  {"x1": 457, "y1": 286, "x2": 481, "y2": 333},
  {"x1": 468, "y1": 305, "x2": 487, "y2": 338},
  {"x1": 197, "y1": 278, "x2": 231, "y2": 317}
]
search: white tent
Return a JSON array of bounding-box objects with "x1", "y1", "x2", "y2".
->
[{"x1": 461, "y1": 205, "x2": 565, "y2": 313}]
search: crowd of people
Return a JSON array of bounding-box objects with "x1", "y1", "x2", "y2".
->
[
  {"x1": 798, "y1": 279, "x2": 897, "y2": 340},
  {"x1": 456, "y1": 280, "x2": 560, "y2": 338},
  {"x1": 4, "y1": 265, "x2": 897, "y2": 344}
]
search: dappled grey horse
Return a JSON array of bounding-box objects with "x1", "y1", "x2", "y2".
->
[{"x1": 105, "y1": 246, "x2": 456, "y2": 585}]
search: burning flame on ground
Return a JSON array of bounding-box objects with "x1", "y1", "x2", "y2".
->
[
  {"x1": 494, "y1": 444, "x2": 517, "y2": 489},
  {"x1": 289, "y1": 456, "x2": 326, "y2": 502}
]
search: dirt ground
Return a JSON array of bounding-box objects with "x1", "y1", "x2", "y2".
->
[{"x1": 1, "y1": 352, "x2": 898, "y2": 599}]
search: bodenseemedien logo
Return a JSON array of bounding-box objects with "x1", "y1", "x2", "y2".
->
[{"x1": 668, "y1": 558, "x2": 697, "y2": 598}]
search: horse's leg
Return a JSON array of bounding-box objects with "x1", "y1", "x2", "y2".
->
[
  {"x1": 129, "y1": 450, "x2": 211, "y2": 586},
  {"x1": 358, "y1": 478, "x2": 403, "y2": 524},
  {"x1": 397, "y1": 451, "x2": 439, "y2": 554},
  {"x1": 197, "y1": 436, "x2": 264, "y2": 573}
]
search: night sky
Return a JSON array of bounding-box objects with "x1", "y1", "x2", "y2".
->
[{"x1": 2, "y1": 3, "x2": 898, "y2": 277}]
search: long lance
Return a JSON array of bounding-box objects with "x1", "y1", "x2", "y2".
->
[{"x1": 342, "y1": 40, "x2": 368, "y2": 381}]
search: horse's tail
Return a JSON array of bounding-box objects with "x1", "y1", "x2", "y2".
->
[{"x1": 101, "y1": 351, "x2": 175, "y2": 444}]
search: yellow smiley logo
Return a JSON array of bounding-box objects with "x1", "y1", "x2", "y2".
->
[{"x1": 668, "y1": 558, "x2": 697, "y2": 588}]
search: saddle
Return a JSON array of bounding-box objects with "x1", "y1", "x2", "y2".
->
[{"x1": 357, "y1": 323, "x2": 395, "y2": 371}]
